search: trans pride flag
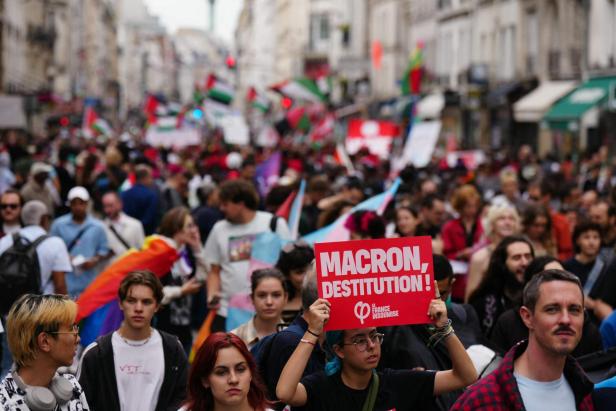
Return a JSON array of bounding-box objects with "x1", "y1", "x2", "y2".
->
[
  {"x1": 76, "y1": 236, "x2": 179, "y2": 346},
  {"x1": 225, "y1": 231, "x2": 287, "y2": 332},
  {"x1": 302, "y1": 178, "x2": 401, "y2": 245}
]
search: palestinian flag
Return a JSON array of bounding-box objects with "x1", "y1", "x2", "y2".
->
[
  {"x1": 82, "y1": 105, "x2": 98, "y2": 138},
  {"x1": 286, "y1": 106, "x2": 311, "y2": 131},
  {"x1": 271, "y1": 77, "x2": 326, "y2": 103},
  {"x1": 92, "y1": 119, "x2": 112, "y2": 136},
  {"x1": 206, "y1": 74, "x2": 235, "y2": 105},
  {"x1": 246, "y1": 87, "x2": 270, "y2": 112},
  {"x1": 401, "y1": 43, "x2": 424, "y2": 95}
]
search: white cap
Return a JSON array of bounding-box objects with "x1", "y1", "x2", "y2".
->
[
  {"x1": 30, "y1": 162, "x2": 52, "y2": 175},
  {"x1": 67, "y1": 186, "x2": 90, "y2": 202}
]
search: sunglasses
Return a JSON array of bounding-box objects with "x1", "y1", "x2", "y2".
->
[{"x1": 1, "y1": 203, "x2": 19, "y2": 210}]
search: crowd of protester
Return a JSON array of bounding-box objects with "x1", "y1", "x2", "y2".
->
[{"x1": 1, "y1": 128, "x2": 616, "y2": 409}]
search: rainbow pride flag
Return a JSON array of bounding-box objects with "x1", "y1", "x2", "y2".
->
[{"x1": 77, "y1": 236, "x2": 179, "y2": 346}]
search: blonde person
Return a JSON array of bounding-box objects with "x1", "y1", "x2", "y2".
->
[
  {"x1": 275, "y1": 291, "x2": 477, "y2": 410},
  {"x1": 465, "y1": 204, "x2": 521, "y2": 302},
  {"x1": 231, "y1": 269, "x2": 288, "y2": 349},
  {"x1": 0, "y1": 294, "x2": 89, "y2": 410}
]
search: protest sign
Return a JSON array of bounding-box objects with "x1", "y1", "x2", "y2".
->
[{"x1": 315, "y1": 236, "x2": 434, "y2": 330}]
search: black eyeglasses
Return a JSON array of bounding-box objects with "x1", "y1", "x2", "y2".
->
[
  {"x1": 340, "y1": 333, "x2": 384, "y2": 352},
  {"x1": 1, "y1": 203, "x2": 19, "y2": 210}
]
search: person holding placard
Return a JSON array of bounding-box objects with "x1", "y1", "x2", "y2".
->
[{"x1": 275, "y1": 286, "x2": 477, "y2": 410}]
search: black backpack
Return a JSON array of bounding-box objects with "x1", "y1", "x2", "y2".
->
[{"x1": 0, "y1": 233, "x2": 48, "y2": 314}]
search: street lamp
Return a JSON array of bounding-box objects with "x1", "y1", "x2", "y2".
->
[{"x1": 208, "y1": 0, "x2": 215, "y2": 33}]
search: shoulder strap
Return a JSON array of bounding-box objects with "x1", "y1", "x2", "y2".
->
[
  {"x1": 11, "y1": 233, "x2": 48, "y2": 251},
  {"x1": 269, "y1": 215, "x2": 279, "y2": 232},
  {"x1": 67, "y1": 225, "x2": 92, "y2": 252},
  {"x1": 108, "y1": 223, "x2": 131, "y2": 251},
  {"x1": 584, "y1": 258, "x2": 605, "y2": 295},
  {"x1": 361, "y1": 371, "x2": 379, "y2": 411}
]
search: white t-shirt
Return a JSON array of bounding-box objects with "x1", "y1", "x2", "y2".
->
[
  {"x1": 514, "y1": 372, "x2": 576, "y2": 411},
  {"x1": 203, "y1": 211, "x2": 290, "y2": 317},
  {"x1": 112, "y1": 330, "x2": 165, "y2": 411},
  {"x1": 0, "y1": 225, "x2": 73, "y2": 294}
]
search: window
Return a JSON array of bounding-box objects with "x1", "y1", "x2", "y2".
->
[{"x1": 319, "y1": 14, "x2": 329, "y2": 40}]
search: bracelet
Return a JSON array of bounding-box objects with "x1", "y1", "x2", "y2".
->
[
  {"x1": 300, "y1": 338, "x2": 316, "y2": 346},
  {"x1": 427, "y1": 324, "x2": 455, "y2": 347},
  {"x1": 306, "y1": 328, "x2": 320, "y2": 338}
]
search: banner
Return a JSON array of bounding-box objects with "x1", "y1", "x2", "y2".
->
[
  {"x1": 315, "y1": 236, "x2": 434, "y2": 330},
  {"x1": 346, "y1": 119, "x2": 399, "y2": 159}
]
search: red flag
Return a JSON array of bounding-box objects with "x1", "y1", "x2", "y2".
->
[
  {"x1": 143, "y1": 95, "x2": 159, "y2": 125},
  {"x1": 276, "y1": 190, "x2": 298, "y2": 220}
]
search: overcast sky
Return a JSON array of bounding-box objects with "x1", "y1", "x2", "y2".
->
[{"x1": 143, "y1": 0, "x2": 243, "y2": 45}]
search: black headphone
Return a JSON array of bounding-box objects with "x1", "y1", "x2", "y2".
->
[{"x1": 11, "y1": 367, "x2": 74, "y2": 411}]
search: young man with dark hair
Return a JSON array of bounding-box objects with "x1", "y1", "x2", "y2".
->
[
  {"x1": 204, "y1": 179, "x2": 290, "y2": 332},
  {"x1": 452, "y1": 269, "x2": 594, "y2": 411},
  {"x1": 78, "y1": 270, "x2": 188, "y2": 411},
  {"x1": 564, "y1": 221, "x2": 603, "y2": 291},
  {"x1": 564, "y1": 220, "x2": 615, "y2": 322}
]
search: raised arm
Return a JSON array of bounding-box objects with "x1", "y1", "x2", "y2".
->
[
  {"x1": 429, "y1": 284, "x2": 478, "y2": 395},
  {"x1": 276, "y1": 299, "x2": 330, "y2": 406}
]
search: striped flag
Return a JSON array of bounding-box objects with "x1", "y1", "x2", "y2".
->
[
  {"x1": 276, "y1": 180, "x2": 306, "y2": 240},
  {"x1": 206, "y1": 74, "x2": 235, "y2": 105},
  {"x1": 401, "y1": 42, "x2": 424, "y2": 95},
  {"x1": 302, "y1": 178, "x2": 401, "y2": 245},
  {"x1": 246, "y1": 87, "x2": 270, "y2": 113},
  {"x1": 271, "y1": 77, "x2": 326, "y2": 103}
]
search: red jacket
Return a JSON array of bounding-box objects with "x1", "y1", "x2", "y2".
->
[
  {"x1": 451, "y1": 340, "x2": 594, "y2": 411},
  {"x1": 441, "y1": 217, "x2": 484, "y2": 261},
  {"x1": 551, "y1": 211, "x2": 573, "y2": 261}
]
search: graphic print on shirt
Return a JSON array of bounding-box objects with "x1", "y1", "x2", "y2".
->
[{"x1": 228, "y1": 234, "x2": 257, "y2": 262}]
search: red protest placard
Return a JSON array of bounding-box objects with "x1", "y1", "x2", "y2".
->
[{"x1": 315, "y1": 236, "x2": 434, "y2": 331}]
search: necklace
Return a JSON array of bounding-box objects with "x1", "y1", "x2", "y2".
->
[{"x1": 119, "y1": 330, "x2": 152, "y2": 347}]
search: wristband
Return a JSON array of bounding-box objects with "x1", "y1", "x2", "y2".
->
[
  {"x1": 300, "y1": 338, "x2": 316, "y2": 346},
  {"x1": 306, "y1": 328, "x2": 320, "y2": 338}
]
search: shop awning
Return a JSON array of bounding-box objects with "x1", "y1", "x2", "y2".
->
[
  {"x1": 0, "y1": 95, "x2": 26, "y2": 129},
  {"x1": 513, "y1": 81, "x2": 577, "y2": 122},
  {"x1": 416, "y1": 92, "x2": 444, "y2": 120},
  {"x1": 544, "y1": 76, "x2": 616, "y2": 130}
]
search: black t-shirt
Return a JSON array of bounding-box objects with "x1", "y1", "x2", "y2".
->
[
  {"x1": 300, "y1": 369, "x2": 436, "y2": 411},
  {"x1": 563, "y1": 258, "x2": 595, "y2": 287}
]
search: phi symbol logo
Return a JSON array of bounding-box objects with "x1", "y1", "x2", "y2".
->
[{"x1": 354, "y1": 301, "x2": 371, "y2": 324}]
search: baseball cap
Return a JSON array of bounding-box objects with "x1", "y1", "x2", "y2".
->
[
  {"x1": 30, "y1": 162, "x2": 53, "y2": 176},
  {"x1": 67, "y1": 186, "x2": 90, "y2": 202}
]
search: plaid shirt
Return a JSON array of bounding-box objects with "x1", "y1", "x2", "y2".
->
[{"x1": 452, "y1": 340, "x2": 595, "y2": 411}]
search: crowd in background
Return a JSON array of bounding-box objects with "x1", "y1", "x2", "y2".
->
[{"x1": 1, "y1": 127, "x2": 616, "y2": 410}]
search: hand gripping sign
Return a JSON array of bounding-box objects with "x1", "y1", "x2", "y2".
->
[{"x1": 315, "y1": 236, "x2": 434, "y2": 330}]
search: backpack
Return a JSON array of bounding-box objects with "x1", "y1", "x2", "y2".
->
[
  {"x1": 251, "y1": 322, "x2": 304, "y2": 407},
  {"x1": 0, "y1": 233, "x2": 48, "y2": 314}
]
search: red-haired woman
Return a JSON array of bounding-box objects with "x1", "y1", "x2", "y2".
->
[{"x1": 181, "y1": 332, "x2": 273, "y2": 411}]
